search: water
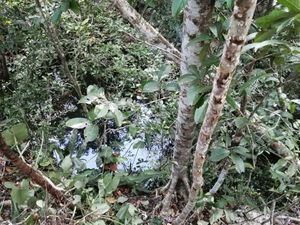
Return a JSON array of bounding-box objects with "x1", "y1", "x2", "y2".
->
[{"x1": 50, "y1": 105, "x2": 173, "y2": 172}]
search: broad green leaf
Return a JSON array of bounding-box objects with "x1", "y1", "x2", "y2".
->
[
  {"x1": 143, "y1": 80, "x2": 160, "y2": 92},
  {"x1": 254, "y1": 29, "x2": 276, "y2": 42},
  {"x1": 165, "y1": 81, "x2": 179, "y2": 91},
  {"x1": 233, "y1": 146, "x2": 249, "y2": 156},
  {"x1": 113, "y1": 109, "x2": 124, "y2": 127},
  {"x1": 84, "y1": 125, "x2": 99, "y2": 142},
  {"x1": 94, "y1": 105, "x2": 109, "y2": 118},
  {"x1": 209, "y1": 25, "x2": 218, "y2": 38},
  {"x1": 286, "y1": 162, "x2": 297, "y2": 177},
  {"x1": 91, "y1": 202, "x2": 110, "y2": 214},
  {"x1": 234, "y1": 117, "x2": 249, "y2": 129},
  {"x1": 128, "y1": 125, "x2": 138, "y2": 137},
  {"x1": 61, "y1": 0, "x2": 70, "y2": 12},
  {"x1": 210, "y1": 208, "x2": 223, "y2": 224},
  {"x1": 117, "y1": 196, "x2": 128, "y2": 203},
  {"x1": 61, "y1": 155, "x2": 72, "y2": 172},
  {"x1": 66, "y1": 118, "x2": 91, "y2": 129},
  {"x1": 178, "y1": 74, "x2": 197, "y2": 85},
  {"x1": 256, "y1": 9, "x2": 291, "y2": 27},
  {"x1": 278, "y1": 0, "x2": 300, "y2": 12},
  {"x1": 117, "y1": 204, "x2": 130, "y2": 221},
  {"x1": 133, "y1": 140, "x2": 145, "y2": 149},
  {"x1": 105, "y1": 175, "x2": 120, "y2": 195},
  {"x1": 69, "y1": 0, "x2": 80, "y2": 13},
  {"x1": 242, "y1": 40, "x2": 289, "y2": 53},
  {"x1": 1, "y1": 123, "x2": 29, "y2": 146},
  {"x1": 11, "y1": 180, "x2": 34, "y2": 205},
  {"x1": 52, "y1": 8, "x2": 62, "y2": 23},
  {"x1": 230, "y1": 154, "x2": 245, "y2": 173},
  {"x1": 188, "y1": 34, "x2": 212, "y2": 46},
  {"x1": 224, "y1": 209, "x2": 236, "y2": 222},
  {"x1": 156, "y1": 64, "x2": 171, "y2": 81},
  {"x1": 171, "y1": 0, "x2": 187, "y2": 16},
  {"x1": 226, "y1": 0, "x2": 233, "y2": 9},
  {"x1": 210, "y1": 148, "x2": 230, "y2": 162},
  {"x1": 194, "y1": 99, "x2": 208, "y2": 124},
  {"x1": 87, "y1": 85, "x2": 105, "y2": 98},
  {"x1": 226, "y1": 95, "x2": 238, "y2": 110},
  {"x1": 100, "y1": 146, "x2": 113, "y2": 159},
  {"x1": 78, "y1": 96, "x2": 97, "y2": 104}
]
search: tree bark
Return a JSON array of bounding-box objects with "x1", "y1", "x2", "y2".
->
[
  {"x1": 174, "y1": 0, "x2": 257, "y2": 224},
  {"x1": 0, "y1": 136, "x2": 67, "y2": 203},
  {"x1": 113, "y1": 0, "x2": 181, "y2": 64},
  {"x1": 161, "y1": 0, "x2": 215, "y2": 215}
]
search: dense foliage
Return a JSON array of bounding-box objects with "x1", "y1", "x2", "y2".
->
[{"x1": 0, "y1": 0, "x2": 299, "y2": 224}]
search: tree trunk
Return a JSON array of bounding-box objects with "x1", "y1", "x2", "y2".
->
[
  {"x1": 161, "y1": 0, "x2": 215, "y2": 215},
  {"x1": 0, "y1": 136, "x2": 67, "y2": 204},
  {"x1": 174, "y1": 0, "x2": 257, "y2": 224},
  {"x1": 113, "y1": 0, "x2": 181, "y2": 64}
]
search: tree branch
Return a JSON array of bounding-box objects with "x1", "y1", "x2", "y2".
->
[
  {"x1": 0, "y1": 136, "x2": 67, "y2": 204},
  {"x1": 112, "y1": 0, "x2": 181, "y2": 64}
]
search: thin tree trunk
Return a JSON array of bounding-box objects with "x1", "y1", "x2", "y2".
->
[
  {"x1": 0, "y1": 136, "x2": 67, "y2": 203},
  {"x1": 113, "y1": 0, "x2": 181, "y2": 64},
  {"x1": 174, "y1": 1, "x2": 257, "y2": 224},
  {"x1": 161, "y1": 0, "x2": 215, "y2": 215},
  {"x1": 35, "y1": 0, "x2": 87, "y2": 113}
]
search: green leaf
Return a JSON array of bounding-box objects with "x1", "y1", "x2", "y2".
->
[
  {"x1": 178, "y1": 74, "x2": 197, "y2": 85},
  {"x1": 11, "y1": 180, "x2": 34, "y2": 205},
  {"x1": 165, "y1": 81, "x2": 179, "y2": 91},
  {"x1": 156, "y1": 64, "x2": 171, "y2": 81},
  {"x1": 242, "y1": 40, "x2": 289, "y2": 53},
  {"x1": 171, "y1": 0, "x2": 187, "y2": 16},
  {"x1": 66, "y1": 118, "x2": 91, "y2": 129},
  {"x1": 87, "y1": 85, "x2": 105, "y2": 98},
  {"x1": 210, "y1": 208, "x2": 223, "y2": 224},
  {"x1": 143, "y1": 80, "x2": 160, "y2": 92},
  {"x1": 52, "y1": 7, "x2": 63, "y2": 23},
  {"x1": 194, "y1": 99, "x2": 208, "y2": 124},
  {"x1": 210, "y1": 148, "x2": 230, "y2": 162},
  {"x1": 197, "y1": 220, "x2": 209, "y2": 225},
  {"x1": 256, "y1": 9, "x2": 291, "y2": 27},
  {"x1": 209, "y1": 25, "x2": 218, "y2": 38},
  {"x1": 133, "y1": 140, "x2": 145, "y2": 149},
  {"x1": 60, "y1": 0, "x2": 69, "y2": 12},
  {"x1": 117, "y1": 204, "x2": 130, "y2": 221},
  {"x1": 113, "y1": 109, "x2": 124, "y2": 127},
  {"x1": 84, "y1": 125, "x2": 99, "y2": 142},
  {"x1": 230, "y1": 154, "x2": 245, "y2": 173},
  {"x1": 226, "y1": 0, "x2": 233, "y2": 9},
  {"x1": 1, "y1": 123, "x2": 29, "y2": 146},
  {"x1": 117, "y1": 196, "x2": 128, "y2": 203},
  {"x1": 103, "y1": 173, "x2": 120, "y2": 195},
  {"x1": 69, "y1": 0, "x2": 80, "y2": 13},
  {"x1": 226, "y1": 95, "x2": 238, "y2": 110},
  {"x1": 91, "y1": 202, "x2": 110, "y2": 214},
  {"x1": 61, "y1": 155, "x2": 73, "y2": 172},
  {"x1": 188, "y1": 34, "x2": 212, "y2": 46},
  {"x1": 234, "y1": 117, "x2": 249, "y2": 129},
  {"x1": 94, "y1": 105, "x2": 109, "y2": 118},
  {"x1": 278, "y1": 0, "x2": 300, "y2": 12}
]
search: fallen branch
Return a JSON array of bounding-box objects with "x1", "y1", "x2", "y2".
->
[
  {"x1": 0, "y1": 136, "x2": 67, "y2": 204},
  {"x1": 112, "y1": 0, "x2": 181, "y2": 64}
]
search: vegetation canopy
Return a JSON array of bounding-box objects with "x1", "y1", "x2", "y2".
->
[{"x1": 0, "y1": 0, "x2": 299, "y2": 224}]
